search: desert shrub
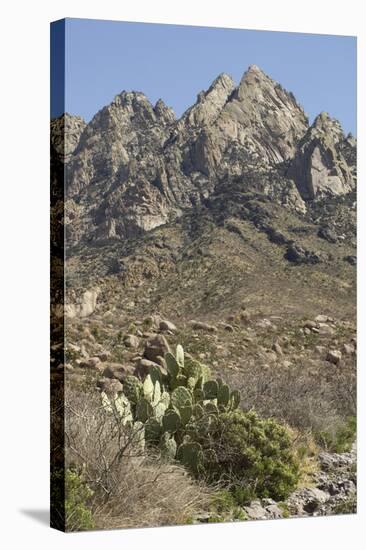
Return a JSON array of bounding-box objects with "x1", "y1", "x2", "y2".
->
[
  {"x1": 194, "y1": 410, "x2": 299, "y2": 502},
  {"x1": 315, "y1": 416, "x2": 356, "y2": 453},
  {"x1": 228, "y1": 354, "x2": 356, "y2": 438},
  {"x1": 65, "y1": 469, "x2": 94, "y2": 532}
]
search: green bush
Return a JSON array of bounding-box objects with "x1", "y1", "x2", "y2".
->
[
  {"x1": 65, "y1": 469, "x2": 94, "y2": 532},
  {"x1": 316, "y1": 416, "x2": 356, "y2": 453},
  {"x1": 195, "y1": 410, "x2": 299, "y2": 503}
]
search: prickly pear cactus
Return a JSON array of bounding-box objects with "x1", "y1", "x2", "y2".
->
[
  {"x1": 100, "y1": 343, "x2": 243, "y2": 476},
  {"x1": 171, "y1": 386, "x2": 192, "y2": 410},
  {"x1": 149, "y1": 364, "x2": 162, "y2": 385},
  {"x1": 204, "y1": 401, "x2": 219, "y2": 416},
  {"x1": 123, "y1": 375, "x2": 142, "y2": 404},
  {"x1": 176, "y1": 344, "x2": 185, "y2": 368},
  {"x1": 143, "y1": 375, "x2": 155, "y2": 402},
  {"x1": 152, "y1": 380, "x2": 161, "y2": 406},
  {"x1": 144, "y1": 417, "x2": 162, "y2": 443},
  {"x1": 101, "y1": 392, "x2": 133, "y2": 425},
  {"x1": 217, "y1": 384, "x2": 230, "y2": 407},
  {"x1": 180, "y1": 403, "x2": 193, "y2": 426},
  {"x1": 193, "y1": 387, "x2": 205, "y2": 403},
  {"x1": 203, "y1": 380, "x2": 219, "y2": 399},
  {"x1": 162, "y1": 408, "x2": 181, "y2": 433},
  {"x1": 165, "y1": 352, "x2": 180, "y2": 380},
  {"x1": 136, "y1": 397, "x2": 154, "y2": 423}
]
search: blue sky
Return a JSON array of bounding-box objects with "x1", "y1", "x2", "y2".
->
[{"x1": 52, "y1": 18, "x2": 357, "y2": 135}]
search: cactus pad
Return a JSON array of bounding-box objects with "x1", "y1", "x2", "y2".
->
[
  {"x1": 123, "y1": 375, "x2": 142, "y2": 404},
  {"x1": 203, "y1": 380, "x2": 219, "y2": 399},
  {"x1": 144, "y1": 417, "x2": 162, "y2": 442},
  {"x1": 165, "y1": 352, "x2": 180, "y2": 380},
  {"x1": 162, "y1": 408, "x2": 181, "y2": 433},
  {"x1": 217, "y1": 383, "x2": 230, "y2": 407},
  {"x1": 171, "y1": 386, "x2": 192, "y2": 409},
  {"x1": 229, "y1": 390, "x2": 241, "y2": 410},
  {"x1": 176, "y1": 344, "x2": 185, "y2": 368},
  {"x1": 136, "y1": 397, "x2": 153, "y2": 422}
]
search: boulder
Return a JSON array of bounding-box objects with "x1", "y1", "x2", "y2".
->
[
  {"x1": 303, "y1": 319, "x2": 317, "y2": 329},
  {"x1": 315, "y1": 314, "x2": 330, "y2": 323},
  {"x1": 318, "y1": 227, "x2": 338, "y2": 243},
  {"x1": 326, "y1": 350, "x2": 342, "y2": 365},
  {"x1": 97, "y1": 377, "x2": 123, "y2": 396},
  {"x1": 287, "y1": 487, "x2": 329, "y2": 516},
  {"x1": 218, "y1": 322, "x2": 234, "y2": 332},
  {"x1": 79, "y1": 356, "x2": 102, "y2": 371},
  {"x1": 65, "y1": 288, "x2": 100, "y2": 319},
  {"x1": 144, "y1": 334, "x2": 170, "y2": 362},
  {"x1": 272, "y1": 342, "x2": 283, "y2": 356},
  {"x1": 344, "y1": 255, "x2": 356, "y2": 266},
  {"x1": 134, "y1": 357, "x2": 167, "y2": 379},
  {"x1": 243, "y1": 501, "x2": 268, "y2": 520},
  {"x1": 95, "y1": 350, "x2": 111, "y2": 362},
  {"x1": 123, "y1": 334, "x2": 140, "y2": 348},
  {"x1": 318, "y1": 325, "x2": 335, "y2": 336},
  {"x1": 159, "y1": 319, "x2": 178, "y2": 333},
  {"x1": 103, "y1": 363, "x2": 134, "y2": 382},
  {"x1": 189, "y1": 320, "x2": 217, "y2": 333},
  {"x1": 256, "y1": 318, "x2": 273, "y2": 329},
  {"x1": 342, "y1": 343, "x2": 355, "y2": 355},
  {"x1": 264, "y1": 503, "x2": 283, "y2": 520},
  {"x1": 285, "y1": 243, "x2": 322, "y2": 264}
]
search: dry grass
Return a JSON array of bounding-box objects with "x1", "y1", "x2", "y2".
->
[
  {"x1": 228, "y1": 356, "x2": 356, "y2": 434},
  {"x1": 65, "y1": 385, "x2": 210, "y2": 530},
  {"x1": 93, "y1": 460, "x2": 210, "y2": 530}
]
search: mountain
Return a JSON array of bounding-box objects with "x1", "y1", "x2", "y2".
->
[{"x1": 57, "y1": 65, "x2": 356, "y2": 247}]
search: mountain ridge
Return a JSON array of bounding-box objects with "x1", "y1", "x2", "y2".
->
[{"x1": 52, "y1": 65, "x2": 356, "y2": 247}]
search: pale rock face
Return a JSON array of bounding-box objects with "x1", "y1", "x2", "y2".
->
[
  {"x1": 217, "y1": 65, "x2": 309, "y2": 164},
  {"x1": 289, "y1": 112, "x2": 355, "y2": 199},
  {"x1": 51, "y1": 113, "x2": 86, "y2": 164},
  {"x1": 182, "y1": 73, "x2": 235, "y2": 128},
  {"x1": 64, "y1": 288, "x2": 100, "y2": 319}
]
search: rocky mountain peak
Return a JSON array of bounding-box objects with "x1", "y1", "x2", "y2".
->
[
  {"x1": 208, "y1": 65, "x2": 309, "y2": 166},
  {"x1": 182, "y1": 72, "x2": 235, "y2": 127},
  {"x1": 288, "y1": 112, "x2": 354, "y2": 200},
  {"x1": 236, "y1": 63, "x2": 269, "y2": 92},
  {"x1": 208, "y1": 72, "x2": 236, "y2": 94},
  {"x1": 310, "y1": 112, "x2": 345, "y2": 145},
  {"x1": 154, "y1": 99, "x2": 176, "y2": 124}
]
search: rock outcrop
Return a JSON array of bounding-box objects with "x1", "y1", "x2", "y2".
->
[
  {"x1": 288, "y1": 112, "x2": 355, "y2": 199},
  {"x1": 51, "y1": 113, "x2": 86, "y2": 164}
]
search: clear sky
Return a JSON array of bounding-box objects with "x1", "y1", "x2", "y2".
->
[{"x1": 51, "y1": 18, "x2": 357, "y2": 135}]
